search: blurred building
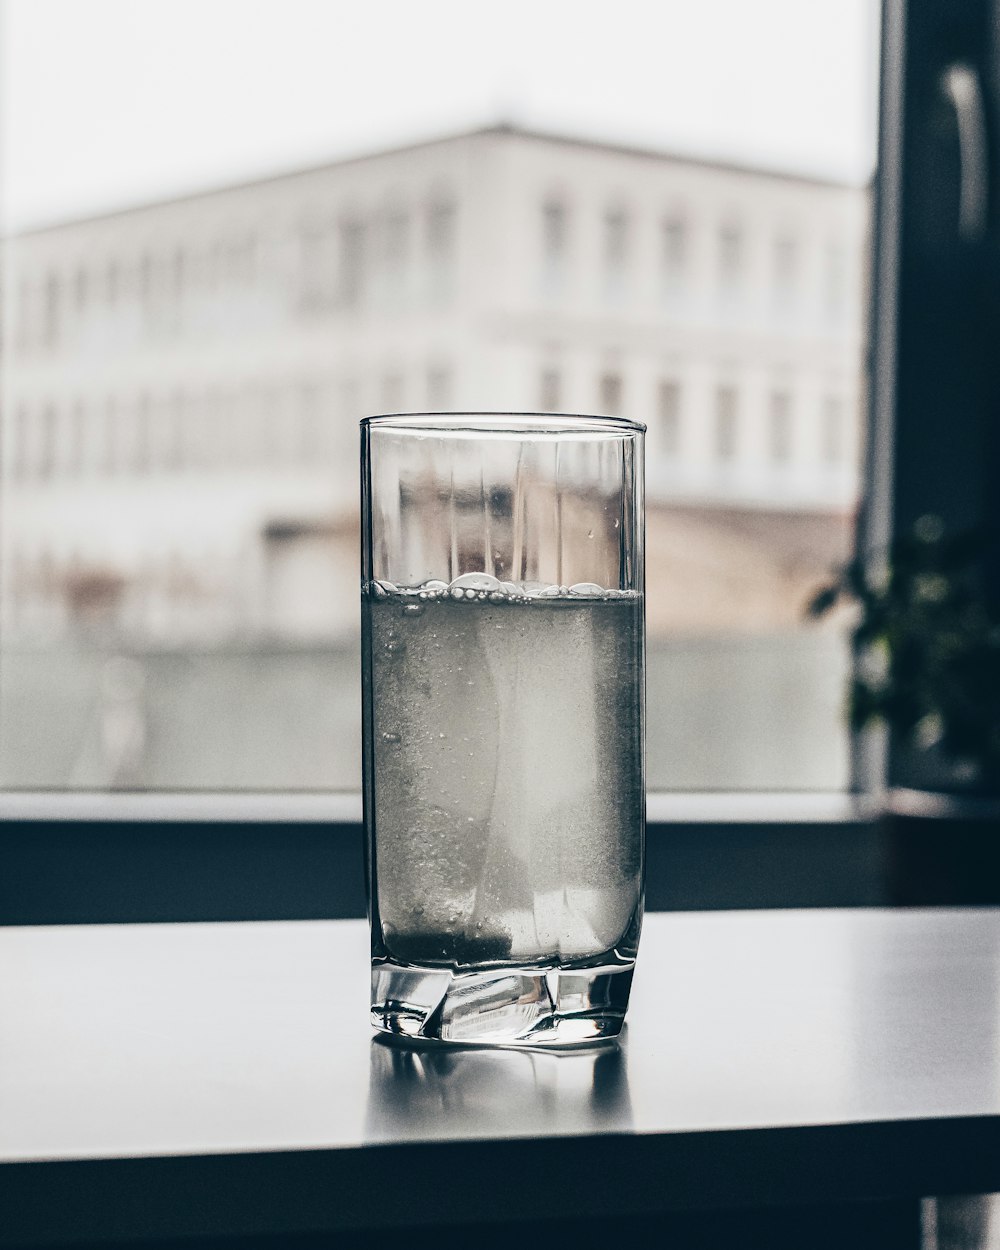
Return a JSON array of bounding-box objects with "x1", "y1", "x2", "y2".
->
[{"x1": 0, "y1": 126, "x2": 868, "y2": 643}]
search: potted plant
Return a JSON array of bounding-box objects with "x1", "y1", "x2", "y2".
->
[{"x1": 810, "y1": 515, "x2": 1000, "y2": 904}]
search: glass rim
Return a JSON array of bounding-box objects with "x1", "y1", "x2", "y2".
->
[{"x1": 360, "y1": 410, "x2": 646, "y2": 435}]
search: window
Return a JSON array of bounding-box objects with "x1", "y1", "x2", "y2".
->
[
  {"x1": 661, "y1": 215, "x2": 687, "y2": 297},
  {"x1": 772, "y1": 235, "x2": 797, "y2": 309},
  {"x1": 383, "y1": 208, "x2": 409, "y2": 299},
  {"x1": 658, "y1": 380, "x2": 681, "y2": 457},
  {"x1": 539, "y1": 367, "x2": 561, "y2": 411},
  {"x1": 714, "y1": 385, "x2": 738, "y2": 461},
  {"x1": 106, "y1": 261, "x2": 121, "y2": 306},
  {"x1": 12, "y1": 406, "x2": 29, "y2": 480},
  {"x1": 38, "y1": 405, "x2": 57, "y2": 480},
  {"x1": 718, "y1": 223, "x2": 743, "y2": 293},
  {"x1": 822, "y1": 395, "x2": 845, "y2": 464},
  {"x1": 598, "y1": 371, "x2": 623, "y2": 415},
  {"x1": 381, "y1": 373, "x2": 404, "y2": 413},
  {"x1": 541, "y1": 199, "x2": 568, "y2": 292},
  {"x1": 338, "y1": 219, "x2": 365, "y2": 309},
  {"x1": 769, "y1": 390, "x2": 793, "y2": 461},
  {"x1": 603, "y1": 207, "x2": 628, "y2": 299},
  {"x1": 427, "y1": 365, "x2": 451, "y2": 410},
  {"x1": 299, "y1": 219, "x2": 338, "y2": 314},
  {"x1": 0, "y1": 3, "x2": 876, "y2": 798},
  {"x1": 68, "y1": 402, "x2": 86, "y2": 476},
  {"x1": 426, "y1": 198, "x2": 456, "y2": 304},
  {"x1": 103, "y1": 399, "x2": 119, "y2": 475},
  {"x1": 42, "y1": 273, "x2": 60, "y2": 349},
  {"x1": 824, "y1": 241, "x2": 848, "y2": 321},
  {"x1": 74, "y1": 266, "x2": 90, "y2": 313}
]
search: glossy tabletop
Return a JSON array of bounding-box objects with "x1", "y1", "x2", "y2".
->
[{"x1": 2, "y1": 909, "x2": 1000, "y2": 1242}]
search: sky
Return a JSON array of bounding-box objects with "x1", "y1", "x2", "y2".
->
[{"x1": 1, "y1": 0, "x2": 880, "y2": 232}]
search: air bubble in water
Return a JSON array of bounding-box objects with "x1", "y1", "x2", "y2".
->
[
  {"x1": 450, "y1": 572, "x2": 502, "y2": 593},
  {"x1": 402, "y1": 602, "x2": 424, "y2": 617},
  {"x1": 381, "y1": 732, "x2": 401, "y2": 744}
]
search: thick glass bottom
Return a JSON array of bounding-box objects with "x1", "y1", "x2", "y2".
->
[{"x1": 371, "y1": 960, "x2": 634, "y2": 1047}]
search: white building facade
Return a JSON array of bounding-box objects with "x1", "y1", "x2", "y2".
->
[{"x1": 1, "y1": 126, "x2": 868, "y2": 642}]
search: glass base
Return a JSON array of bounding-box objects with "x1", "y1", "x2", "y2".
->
[{"x1": 371, "y1": 960, "x2": 634, "y2": 1047}]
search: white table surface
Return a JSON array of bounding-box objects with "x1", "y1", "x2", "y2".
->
[{"x1": 2, "y1": 908, "x2": 999, "y2": 1242}]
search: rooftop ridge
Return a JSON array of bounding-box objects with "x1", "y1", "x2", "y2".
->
[{"x1": 5, "y1": 122, "x2": 866, "y2": 240}]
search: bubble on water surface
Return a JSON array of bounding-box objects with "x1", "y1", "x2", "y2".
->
[
  {"x1": 450, "y1": 572, "x2": 502, "y2": 593},
  {"x1": 569, "y1": 582, "x2": 605, "y2": 597}
]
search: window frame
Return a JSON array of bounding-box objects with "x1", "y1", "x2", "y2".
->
[{"x1": 5, "y1": 3, "x2": 945, "y2": 924}]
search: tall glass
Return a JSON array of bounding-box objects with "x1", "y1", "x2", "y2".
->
[{"x1": 361, "y1": 413, "x2": 644, "y2": 1046}]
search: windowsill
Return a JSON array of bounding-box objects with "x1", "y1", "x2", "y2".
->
[{"x1": 0, "y1": 789, "x2": 874, "y2": 826}]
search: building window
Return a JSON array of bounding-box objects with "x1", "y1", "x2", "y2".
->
[
  {"x1": 15, "y1": 281, "x2": 32, "y2": 352},
  {"x1": 167, "y1": 392, "x2": 185, "y2": 470},
  {"x1": 539, "y1": 368, "x2": 561, "y2": 411},
  {"x1": 824, "y1": 241, "x2": 847, "y2": 320},
  {"x1": 338, "y1": 218, "x2": 366, "y2": 310},
  {"x1": 427, "y1": 366, "x2": 451, "y2": 410},
  {"x1": 42, "y1": 273, "x2": 60, "y2": 349},
  {"x1": 139, "y1": 252, "x2": 155, "y2": 297},
  {"x1": 69, "y1": 401, "x2": 86, "y2": 476},
  {"x1": 13, "y1": 405, "x2": 30, "y2": 480},
  {"x1": 658, "y1": 380, "x2": 681, "y2": 457},
  {"x1": 714, "y1": 385, "x2": 738, "y2": 461},
  {"x1": 135, "y1": 393, "x2": 152, "y2": 473},
  {"x1": 381, "y1": 373, "x2": 404, "y2": 413},
  {"x1": 718, "y1": 223, "x2": 743, "y2": 294},
  {"x1": 542, "y1": 199, "x2": 568, "y2": 293},
  {"x1": 822, "y1": 395, "x2": 845, "y2": 463},
  {"x1": 599, "y1": 371, "x2": 623, "y2": 415},
  {"x1": 772, "y1": 235, "x2": 797, "y2": 308},
  {"x1": 661, "y1": 216, "x2": 687, "y2": 296},
  {"x1": 769, "y1": 390, "x2": 793, "y2": 461},
  {"x1": 106, "y1": 261, "x2": 121, "y2": 306},
  {"x1": 383, "y1": 208, "x2": 409, "y2": 298},
  {"x1": 103, "y1": 398, "x2": 119, "y2": 475},
  {"x1": 38, "y1": 404, "x2": 58, "y2": 480},
  {"x1": 74, "y1": 266, "x2": 90, "y2": 313},
  {"x1": 299, "y1": 219, "x2": 339, "y2": 314},
  {"x1": 298, "y1": 383, "x2": 322, "y2": 460},
  {"x1": 603, "y1": 207, "x2": 628, "y2": 299},
  {"x1": 426, "y1": 199, "x2": 456, "y2": 304}
]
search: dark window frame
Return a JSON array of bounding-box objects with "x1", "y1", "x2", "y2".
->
[{"x1": 6, "y1": 0, "x2": 974, "y2": 923}]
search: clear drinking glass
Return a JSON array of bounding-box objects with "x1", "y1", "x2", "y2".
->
[{"x1": 361, "y1": 413, "x2": 644, "y2": 1046}]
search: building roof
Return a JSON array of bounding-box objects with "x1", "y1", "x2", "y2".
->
[{"x1": 6, "y1": 123, "x2": 865, "y2": 240}]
